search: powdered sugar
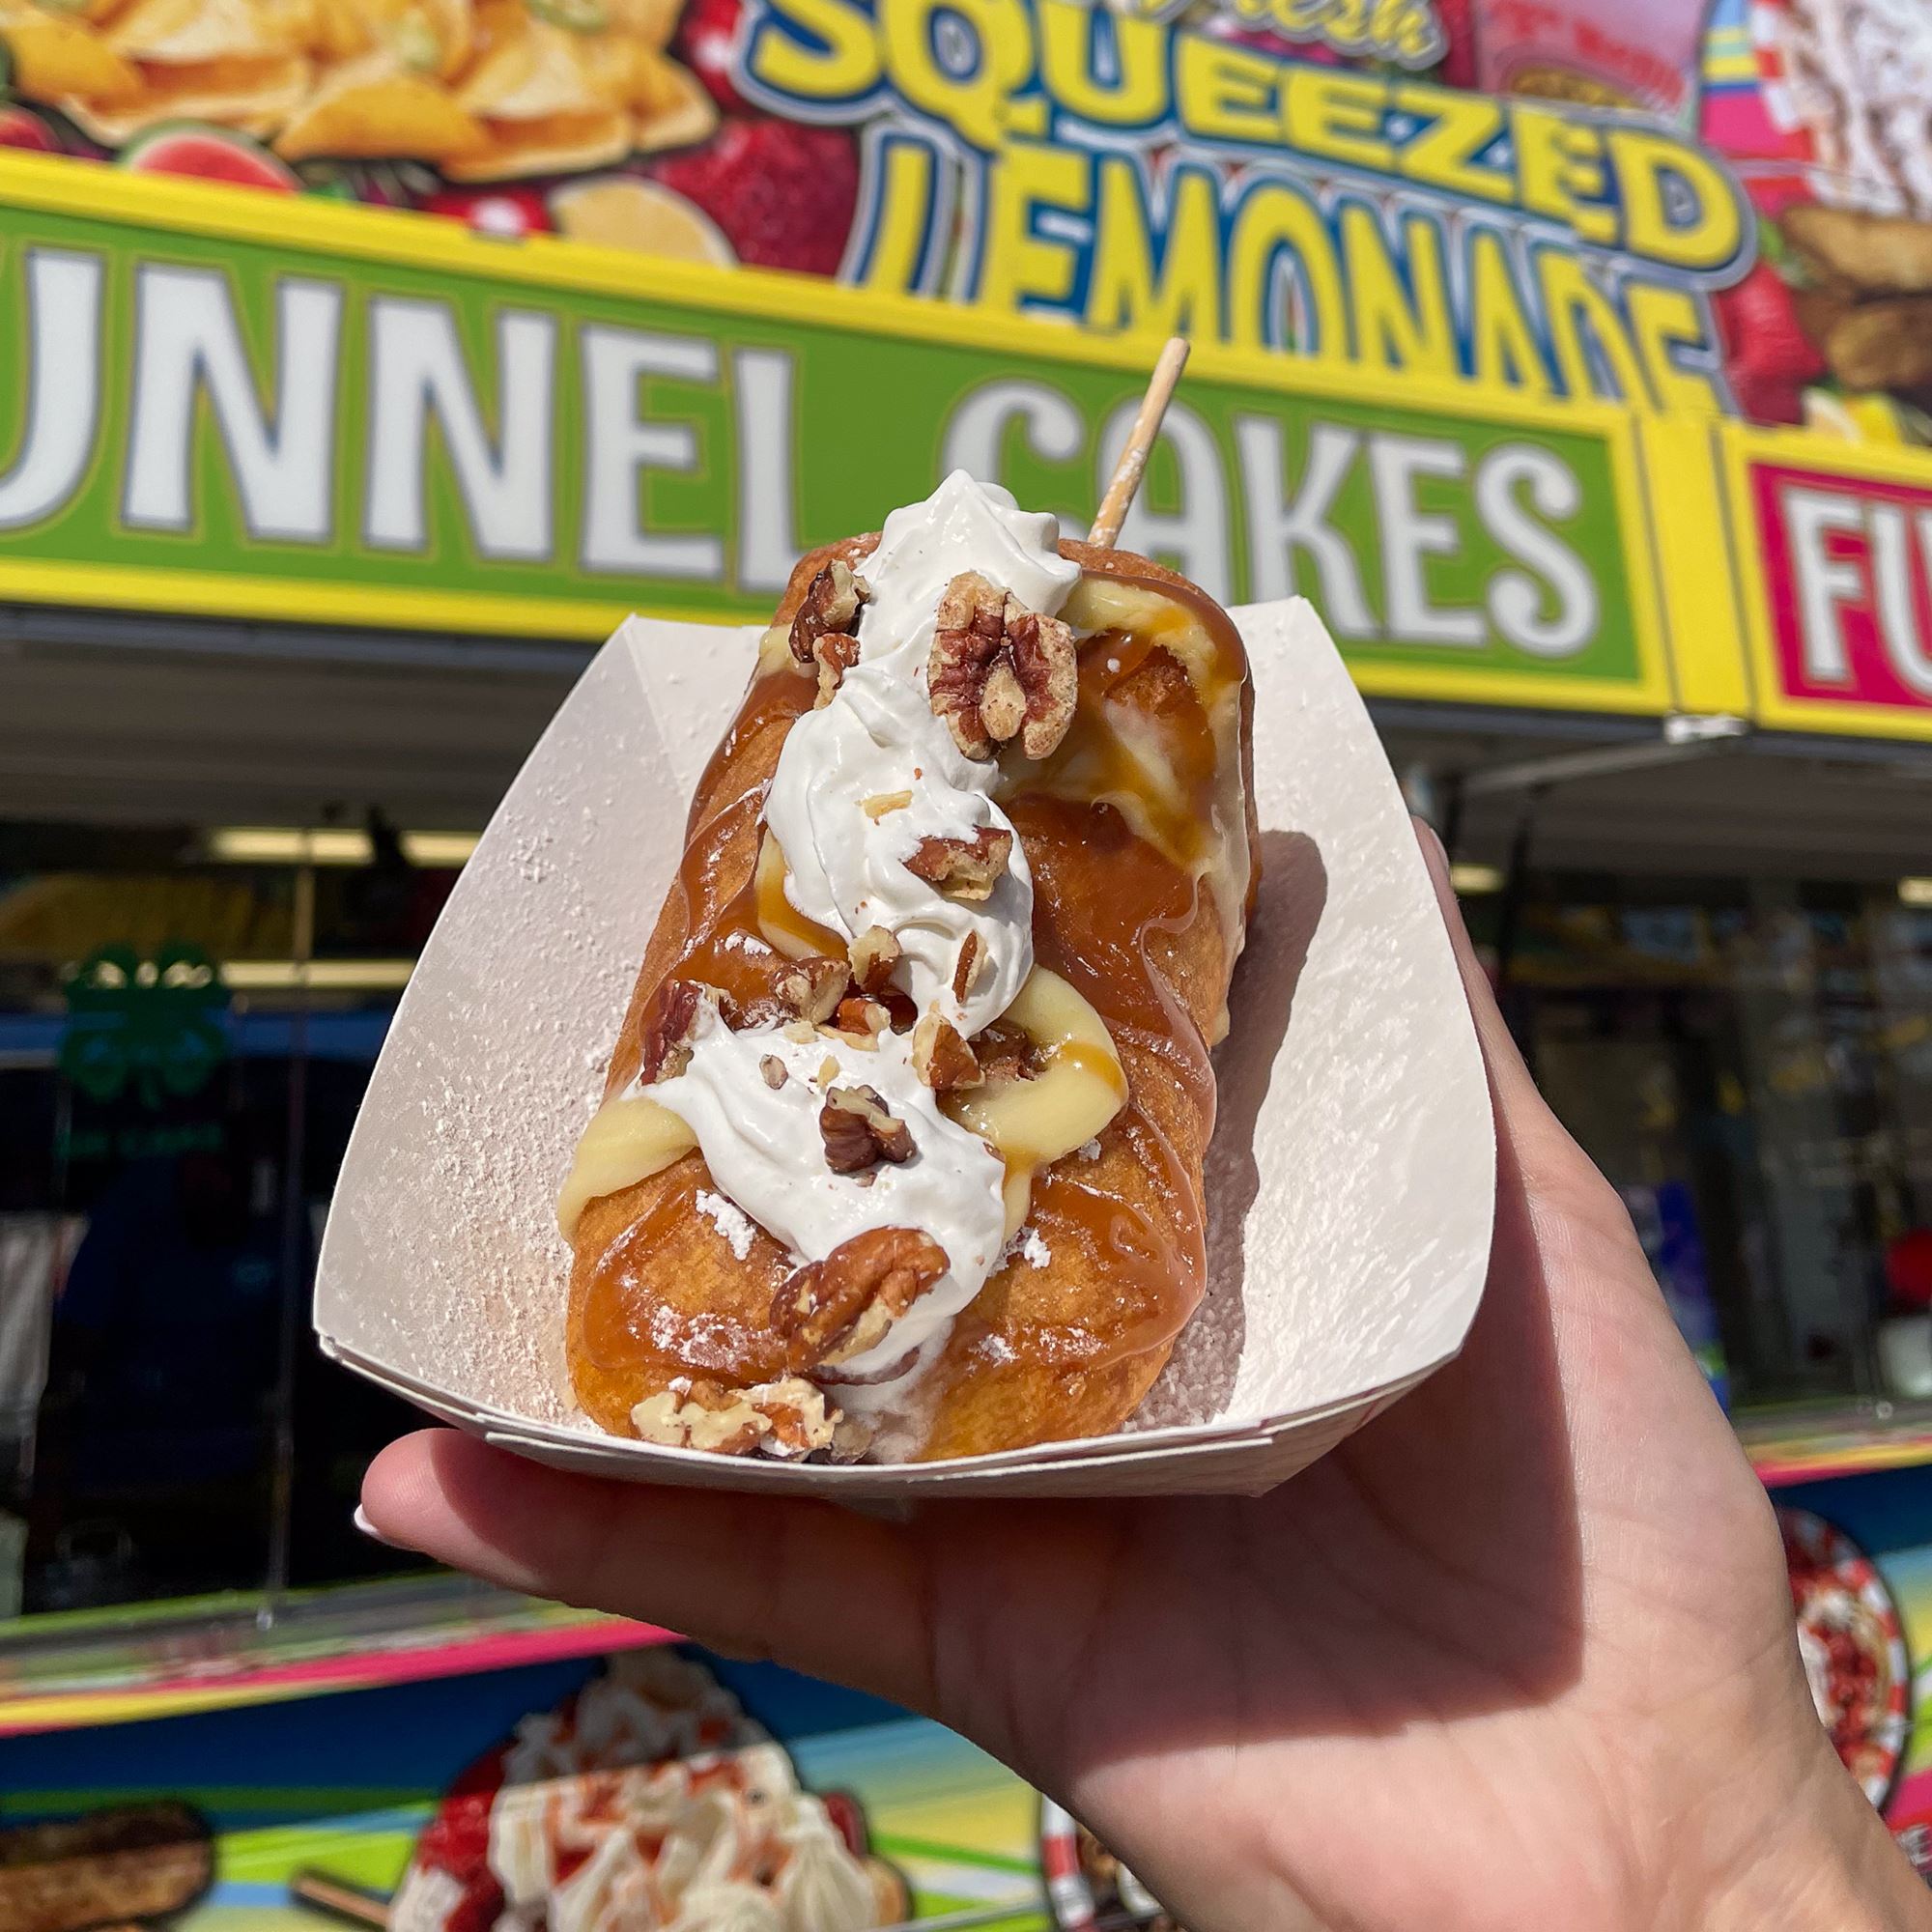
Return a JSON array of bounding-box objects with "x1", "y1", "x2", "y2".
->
[
  {"x1": 696, "y1": 1188, "x2": 756, "y2": 1261},
  {"x1": 1000, "y1": 1223, "x2": 1052, "y2": 1271}
]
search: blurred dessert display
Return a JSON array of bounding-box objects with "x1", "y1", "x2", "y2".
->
[
  {"x1": 0, "y1": 0, "x2": 873, "y2": 270},
  {"x1": 1746, "y1": 0, "x2": 1932, "y2": 427},
  {"x1": 378, "y1": 1649, "x2": 910, "y2": 1932},
  {"x1": 1040, "y1": 1801, "x2": 1182, "y2": 1932},
  {"x1": 1754, "y1": 0, "x2": 1932, "y2": 219},
  {"x1": 1780, "y1": 1506, "x2": 1912, "y2": 1810},
  {"x1": 1472, "y1": 0, "x2": 1713, "y2": 117},
  {"x1": 0, "y1": 1802, "x2": 213, "y2": 1932},
  {"x1": 1782, "y1": 205, "x2": 1932, "y2": 406},
  {"x1": 0, "y1": 0, "x2": 715, "y2": 179}
]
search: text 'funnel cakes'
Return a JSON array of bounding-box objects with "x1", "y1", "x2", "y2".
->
[{"x1": 557, "y1": 470, "x2": 1259, "y2": 1463}]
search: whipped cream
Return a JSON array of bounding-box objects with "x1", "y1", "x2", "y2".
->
[
  {"x1": 644, "y1": 1003, "x2": 1006, "y2": 1389},
  {"x1": 763, "y1": 470, "x2": 1079, "y2": 1032},
  {"x1": 640, "y1": 474, "x2": 1082, "y2": 1427}
]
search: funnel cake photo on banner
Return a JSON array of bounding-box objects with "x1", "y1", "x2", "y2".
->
[
  {"x1": 384, "y1": 1649, "x2": 909, "y2": 1932},
  {"x1": 1779, "y1": 1504, "x2": 1912, "y2": 1812},
  {"x1": 557, "y1": 470, "x2": 1258, "y2": 1463},
  {"x1": 1040, "y1": 1800, "x2": 1184, "y2": 1932}
]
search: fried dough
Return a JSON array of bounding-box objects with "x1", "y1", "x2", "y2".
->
[{"x1": 565, "y1": 522, "x2": 1257, "y2": 1461}]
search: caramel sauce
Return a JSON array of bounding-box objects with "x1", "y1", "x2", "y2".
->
[
  {"x1": 607, "y1": 668, "x2": 817, "y2": 1090},
  {"x1": 580, "y1": 1157, "x2": 795, "y2": 1385},
  {"x1": 580, "y1": 556, "x2": 1245, "y2": 1398},
  {"x1": 984, "y1": 794, "x2": 1214, "y2": 1369}
]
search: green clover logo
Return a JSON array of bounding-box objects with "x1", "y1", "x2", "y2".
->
[{"x1": 59, "y1": 941, "x2": 231, "y2": 1107}]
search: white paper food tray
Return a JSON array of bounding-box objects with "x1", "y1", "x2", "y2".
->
[{"x1": 314, "y1": 598, "x2": 1494, "y2": 1497}]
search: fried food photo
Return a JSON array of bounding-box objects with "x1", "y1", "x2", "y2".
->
[{"x1": 557, "y1": 471, "x2": 1258, "y2": 1464}]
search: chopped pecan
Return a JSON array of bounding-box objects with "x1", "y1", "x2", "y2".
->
[
  {"x1": 928, "y1": 570, "x2": 1078, "y2": 761},
  {"x1": 774, "y1": 953, "x2": 849, "y2": 1024},
  {"x1": 811, "y1": 631, "x2": 861, "y2": 706},
  {"x1": 1007, "y1": 607, "x2": 1080, "y2": 758},
  {"x1": 927, "y1": 571, "x2": 1009, "y2": 760},
  {"x1": 774, "y1": 1227, "x2": 949, "y2": 1371},
  {"x1": 835, "y1": 995, "x2": 891, "y2": 1042},
  {"x1": 788, "y1": 557, "x2": 868, "y2": 668},
  {"x1": 744, "y1": 1376, "x2": 838, "y2": 1459},
  {"x1": 912, "y1": 1011, "x2": 980, "y2": 1093},
  {"x1": 974, "y1": 1018, "x2": 1037, "y2": 1085},
  {"x1": 630, "y1": 1375, "x2": 836, "y2": 1459},
  {"x1": 904, "y1": 826, "x2": 1012, "y2": 901},
  {"x1": 759, "y1": 1053, "x2": 787, "y2": 1091},
  {"x1": 863, "y1": 789, "x2": 912, "y2": 820},
  {"x1": 819, "y1": 1083, "x2": 916, "y2": 1172},
  {"x1": 952, "y1": 932, "x2": 982, "y2": 1003},
  {"x1": 639, "y1": 978, "x2": 716, "y2": 1084},
  {"x1": 849, "y1": 923, "x2": 901, "y2": 994}
]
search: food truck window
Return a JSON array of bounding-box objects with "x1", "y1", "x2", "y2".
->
[
  {"x1": 0, "y1": 820, "x2": 454, "y2": 1621},
  {"x1": 1502, "y1": 873, "x2": 1932, "y2": 1416}
]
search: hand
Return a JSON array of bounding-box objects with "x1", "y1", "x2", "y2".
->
[{"x1": 362, "y1": 830, "x2": 1927, "y2": 1932}]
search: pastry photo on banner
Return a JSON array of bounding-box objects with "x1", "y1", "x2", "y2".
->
[{"x1": 4, "y1": 0, "x2": 1926, "y2": 440}]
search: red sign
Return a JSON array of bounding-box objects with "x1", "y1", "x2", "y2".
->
[{"x1": 1747, "y1": 458, "x2": 1932, "y2": 726}]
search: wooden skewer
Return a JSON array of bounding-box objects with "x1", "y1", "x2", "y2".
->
[
  {"x1": 1089, "y1": 336, "x2": 1190, "y2": 549},
  {"x1": 289, "y1": 1870, "x2": 390, "y2": 1927}
]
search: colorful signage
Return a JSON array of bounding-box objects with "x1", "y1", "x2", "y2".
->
[
  {"x1": 0, "y1": 154, "x2": 1675, "y2": 714},
  {"x1": 748, "y1": 0, "x2": 1748, "y2": 412},
  {"x1": 1724, "y1": 425, "x2": 1932, "y2": 740},
  {"x1": 0, "y1": 0, "x2": 1930, "y2": 449}
]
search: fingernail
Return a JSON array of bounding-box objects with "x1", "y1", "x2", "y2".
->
[
  {"x1": 354, "y1": 1504, "x2": 403, "y2": 1548},
  {"x1": 1411, "y1": 817, "x2": 1456, "y2": 904},
  {"x1": 1413, "y1": 816, "x2": 1450, "y2": 877}
]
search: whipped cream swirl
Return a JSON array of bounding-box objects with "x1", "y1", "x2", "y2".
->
[
  {"x1": 764, "y1": 471, "x2": 1078, "y2": 1030},
  {"x1": 642, "y1": 473, "x2": 1080, "y2": 1416}
]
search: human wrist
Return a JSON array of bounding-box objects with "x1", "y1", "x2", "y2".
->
[{"x1": 1698, "y1": 1741, "x2": 1930, "y2": 1932}]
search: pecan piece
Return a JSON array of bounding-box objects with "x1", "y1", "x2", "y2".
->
[
  {"x1": 744, "y1": 1376, "x2": 838, "y2": 1459},
  {"x1": 630, "y1": 1375, "x2": 836, "y2": 1459},
  {"x1": 952, "y1": 932, "x2": 982, "y2": 1003},
  {"x1": 1007, "y1": 607, "x2": 1079, "y2": 758},
  {"x1": 811, "y1": 631, "x2": 860, "y2": 706},
  {"x1": 927, "y1": 571, "x2": 1009, "y2": 760},
  {"x1": 928, "y1": 571, "x2": 1077, "y2": 761},
  {"x1": 912, "y1": 1010, "x2": 980, "y2": 1093},
  {"x1": 788, "y1": 557, "x2": 868, "y2": 668},
  {"x1": 904, "y1": 826, "x2": 1012, "y2": 901},
  {"x1": 639, "y1": 978, "x2": 717, "y2": 1084},
  {"x1": 835, "y1": 995, "x2": 891, "y2": 1042},
  {"x1": 774, "y1": 1227, "x2": 949, "y2": 1371},
  {"x1": 974, "y1": 1018, "x2": 1037, "y2": 1085},
  {"x1": 849, "y1": 923, "x2": 901, "y2": 994},
  {"x1": 759, "y1": 1053, "x2": 787, "y2": 1091},
  {"x1": 819, "y1": 1083, "x2": 915, "y2": 1172},
  {"x1": 774, "y1": 954, "x2": 849, "y2": 1024}
]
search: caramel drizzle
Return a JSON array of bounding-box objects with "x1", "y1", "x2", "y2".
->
[{"x1": 579, "y1": 559, "x2": 1246, "y2": 1390}]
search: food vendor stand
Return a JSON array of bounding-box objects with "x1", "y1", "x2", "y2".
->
[{"x1": 0, "y1": 0, "x2": 1929, "y2": 1918}]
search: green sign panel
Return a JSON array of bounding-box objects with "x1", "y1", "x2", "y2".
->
[{"x1": 0, "y1": 154, "x2": 1672, "y2": 712}]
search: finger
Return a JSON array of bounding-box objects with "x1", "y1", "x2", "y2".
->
[
  {"x1": 362, "y1": 1429, "x2": 939, "y2": 1711},
  {"x1": 1412, "y1": 819, "x2": 1544, "y2": 1120}
]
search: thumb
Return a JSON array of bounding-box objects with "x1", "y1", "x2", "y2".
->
[{"x1": 361, "y1": 1428, "x2": 943, "y2": 1711}]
